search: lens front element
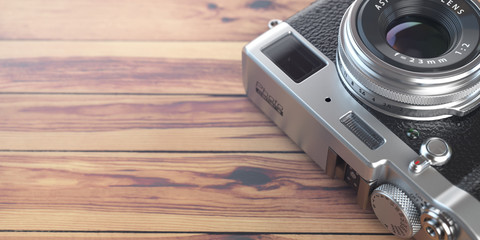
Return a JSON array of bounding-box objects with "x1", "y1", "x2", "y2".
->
[{"x1": 386, "y1": 16, "x2": 451, "y2": 59}]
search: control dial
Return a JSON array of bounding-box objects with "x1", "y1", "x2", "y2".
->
[{"x1": 371, "y1": 184, "x2": 421, "y2": 238}]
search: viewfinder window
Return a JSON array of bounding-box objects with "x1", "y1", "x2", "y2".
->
[{"x1": 262, "y1": 34, "x2": 326, "y2": 83}]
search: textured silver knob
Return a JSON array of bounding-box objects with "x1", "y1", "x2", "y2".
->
[{"x1": 371, "y1": 184, "x2": 421, "y2": 238}]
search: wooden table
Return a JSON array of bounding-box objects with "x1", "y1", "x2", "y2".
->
[{"x1": 0, "y1": 0, "x2": 396, "y2": 239}]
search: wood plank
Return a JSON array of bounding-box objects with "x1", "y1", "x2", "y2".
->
[
  {"x1": 0, "y1": 152, "x2": 385, "y2": 233},
  {"x1": 0, "y1": 41, "x2": 245, "y2": 61},
  {"x1": 0, "y1": 233, "x2": 396, "y2": 240},
  {"x1": 0, "y1": 95, "x2": 299, "y2": 151},
  {"x1": 0, "y1": 95, "x2": 268, "y2": 131},
  {"x1": 0, "y1": 0, "x2": 311, "y2": 41},
  {"x1": 0, "y1": 56, "x2": 244, "y2": 95}
]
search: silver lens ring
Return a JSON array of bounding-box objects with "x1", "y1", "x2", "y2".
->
[{"x1": 337, "y1": 0, "x2": 480, "y2": 120}]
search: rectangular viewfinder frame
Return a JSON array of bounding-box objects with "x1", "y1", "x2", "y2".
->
[{"x1": 262, "y1": 34, "x2": 327, "y2": 83}]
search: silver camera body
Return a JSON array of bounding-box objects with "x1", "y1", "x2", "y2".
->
[{"x1": 242, "y1": 0, "x2": 480, "y2": 239}]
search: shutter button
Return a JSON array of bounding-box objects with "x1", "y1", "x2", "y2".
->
[
  {"x1": 410, "y1": 138, "x2": 452, "y2": 174},
  {"x1": 426, "y1": 139, "x2": 448, "y2": 156}
]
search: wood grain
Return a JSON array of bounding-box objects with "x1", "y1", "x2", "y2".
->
[
  {"x1": 0, "y1": 0, "x2": 311, "y2": 41},
  {"x1": 0, "y1": 233, "x2": 397, "y2": 240},
  {"x1": 0, "y1": 56, "x2": 243, "y2": 95},
  {"x1": 0, "y1": 152, "x2": 384, "y2": 233},
  {"x1": 0, "y1": 41, "x2": 245, "y2": 61},
  {"x1": 0, "y1": 95, "x2": 299, "y2": 151},
  {"x1": 0, "y1": 0, "x2": 395, "y2": 239}
]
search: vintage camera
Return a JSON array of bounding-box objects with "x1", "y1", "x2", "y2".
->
[{"x1": 242, "y1": 0, "x2": 480, "y2": 239}]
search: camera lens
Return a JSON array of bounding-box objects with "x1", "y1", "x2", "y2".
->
[
  {"x1": 386, "y1": 16, "x2": 450, "y2": 59},
  {"x1": 337, "y1": 0, "x2": 480, "y2": 119}
]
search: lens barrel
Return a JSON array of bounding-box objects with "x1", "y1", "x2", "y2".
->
[{"x1": 337, "y1": 0, "x2": 480, "y2": 119}]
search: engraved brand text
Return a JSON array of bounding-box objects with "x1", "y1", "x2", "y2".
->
[
  {"x1": 256, "y1": 82, "x2": 284, "y2": 116},
  {"x1": 440, "y1": 0, "x2": 465, "y2": 15},
  {"x1": 375, "y1": 0, "x2": 465, "y2": 14},
  {"x1": 375, "y1": 0, "x2": 390, "y2": 11}
]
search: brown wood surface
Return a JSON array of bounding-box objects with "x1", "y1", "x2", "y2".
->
[
  {"x1": 0, "y1": 0, "x2": 394, "y2": 239},
  {"x1": 0, "y1": 233, "x2": 399, "y2": 240}
]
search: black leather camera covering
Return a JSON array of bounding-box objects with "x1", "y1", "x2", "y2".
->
[
  {"x1": 287, "y1": 0, "x2": 354, "y2": 62},
  {"x1": 286, "y1": 0, "x2": 480, "y2": 201}
]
